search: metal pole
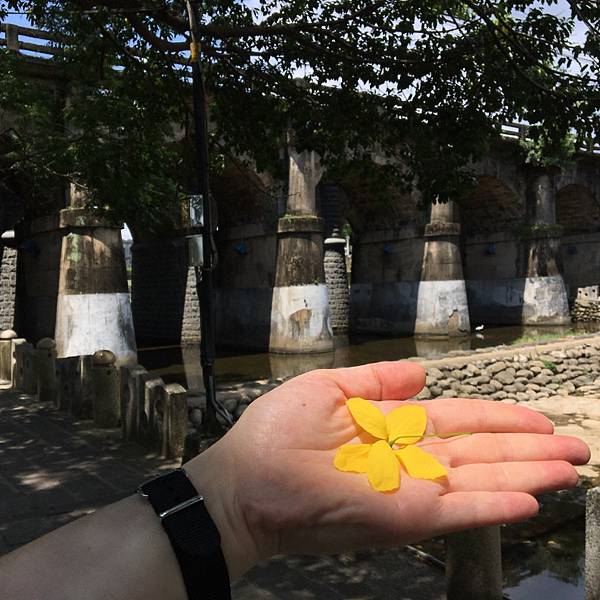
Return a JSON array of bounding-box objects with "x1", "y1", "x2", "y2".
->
[{"x1": 186, "y1": 1, "x2": 221, "y2": 433}]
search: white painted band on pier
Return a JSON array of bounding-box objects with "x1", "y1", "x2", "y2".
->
[
  {"x1": 415, "y1": 279, "x2": 470, "y2": 337},
  {"x1": 270, "y1": 284, "x2": 334, "y2": 353},
  {"x1": 55, "y1": 292, "x2": 137, "y2": 365},
  {"x1": 522, "y1": 275, "x2": 570, "y2": 325}
]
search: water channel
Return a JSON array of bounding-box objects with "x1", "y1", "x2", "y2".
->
[{"x1": 139, "y1": 323, "x2": 600, "y2": 599}]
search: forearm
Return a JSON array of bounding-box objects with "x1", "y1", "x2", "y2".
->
[
  {"x1": 0, "y1": 443, "x2": 256, "y2": 600},
  {"x1": 0, "y1": 494, "x2": 187, "y2": 600}
]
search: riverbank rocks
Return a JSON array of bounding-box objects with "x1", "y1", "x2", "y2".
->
[
  {"x1": 421, "y1": 340, "x2": 600, "y2": 404},
  {"x1": 186, "y1": 377, "x2": 283, "y2": 433}
]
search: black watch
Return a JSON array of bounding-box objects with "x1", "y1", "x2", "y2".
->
[{"x1": 137, "y1": 468, "x2": 231, "y2": 600}]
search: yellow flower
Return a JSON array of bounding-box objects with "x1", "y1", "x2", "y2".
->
[{"x1": 334, "y1": 397, "x2": 447, "y2": 492}]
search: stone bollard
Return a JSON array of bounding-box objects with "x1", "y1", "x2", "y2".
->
[
  {"x1": 0, "y1": 329, "x2": 17, "y2": 384},
  {"x1": 36, "y1": 338, "x2": 57, "y2": 404},
  {"x1": 91, "y1": 350, "x2": 120, "y2": 428},
  {"x1": 586, "y1": 487, "x2": 600, "y2": 600},
  {"x1": 14, "y1": 341, "x2": 37, "y2": 394},
  {"x1": 121, "y1": 365, "x2": 147, "y2": 441},
  {"x1": 165, "y1": 383, "x2": 188, "y2": 459},
  {"x1": 446, "y1": 526, "x2": 503, "y2": 600},
  {"x1": 144, "y1": 377, "x2": 165, "y2": 444}
]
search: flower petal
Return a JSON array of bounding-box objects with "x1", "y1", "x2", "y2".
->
[
  {"x1": 386, "y1": 404, "x2": 427, "y2": 445},
  {"x1": 334, "y1": 444, "x2": 371, "y2": 473},
  {"x1": 395, "y1": 445, "x2": 448, "y2": 480},
  {"x1": 367, "y1": 440, "x2": 400, "y2": 492},
  {"x1": 346, "y1": 397, "x2": 387, "y2": 440}
]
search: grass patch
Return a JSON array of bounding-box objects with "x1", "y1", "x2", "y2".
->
[{"x1": 510, "y1": 330, "x2": 579, "y2": 346}]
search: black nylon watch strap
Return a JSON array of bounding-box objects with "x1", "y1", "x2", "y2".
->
[{"x1": 138, "y1": 469, "x2": 231, "y2": 600}]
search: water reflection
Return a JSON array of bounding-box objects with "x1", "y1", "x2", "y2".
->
[{"x1": 138, "y1": 323, "x2": 600, "y2": 388}]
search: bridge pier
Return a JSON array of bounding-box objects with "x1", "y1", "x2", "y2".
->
[
  {"x1": 522, "y1": 166, "x2": 570, "y2": 325},
  {"x1": 269, "y1": 149, "x2": 334, "y2": 353},
  {"x1": 54, "y1": 205, "x2": 137, "y2": 365},
  {"x1": 415, "y1": 200, "x2": 470, "y2": 337}
]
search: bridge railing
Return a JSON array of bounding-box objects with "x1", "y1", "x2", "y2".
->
[{"x1": 2, "y1": 21, "x2": 600, "y2": 155}]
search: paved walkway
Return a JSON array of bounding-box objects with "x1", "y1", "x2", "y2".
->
[{"x1": 0, "y1": 385, "x2": 446, "y2": 599}]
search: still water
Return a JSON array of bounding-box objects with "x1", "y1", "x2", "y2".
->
[
  {"x1": 138, "y1": 323, "x2": 600, "y2": 389},
  {"x1": 139, "y1": 323, "x2": 599, "y2": 599}
]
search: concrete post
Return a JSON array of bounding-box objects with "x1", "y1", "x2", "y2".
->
[
  {"x1": 14, "y1": 341, "x2": 37, "y2": 394},
  {"x1": 446, "y1": 526, "x2": 503, "y2": 600},
  {"x1": 522, "y1": 166, "x2": 570, "y2": 325},
  {"x1": 122, "y1": 365, "x2": 148, "y2": 441},
  {"x1": 415, "y1": 200, "x2": 470, "y2": 337},
  {"x1": 36, "y1": 338, "x2": 57, "y2": 404},
  {"x1": 165, "y1": 383, "x2": 188, "y2": 459},
  {"x1": 586, "y1": 486, "x2": 600, "y2": 600},
  {"x1": 54, "y1": 206, "x2": 137, "y2": 366},
  {"x1": 144, "y1": 377, "x2": 165, "y2": 443},
  {"x1": 324, "y1": 228, "x2": 350, "y2": 333},
  {"x1": 91, "y1": 350, "x2": 120, "y2": 428},
  {"x1": 0, "y1": 329, "x2": 17, "y2": 384},
  {"x1": 270, "y1": 148, "x2": 334, "y2": 353}
]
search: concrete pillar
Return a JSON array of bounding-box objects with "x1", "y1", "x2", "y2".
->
[
  {"x1": 415, "y1": 200, "x2": 470, "y2": 337},
  {"x1": 587, "y1": 486, "x2": 600, "y2": 600},
  {"x1": 0, "y1": 329, "x2": 17, "y2": 384},
  {"x1": 91, "y1": 350, "x2": 120, "y2": 428},
  {"x1": 36, "y1": 338, "x2": 57, "y2": 404},
  {"x1": 324, "y1": 228, "x2": 350, "y2": 333},
  {"x1": 522, "y1": 167, "x2": 570, "y2": 325},
  {"x1": 54, "y1": 207, "x2": 137, "y2": 365},
  {"x1": 0, "y1": 235, "x2": 17, "y2": 331},
  {"x1": 446, "y1": 526, "x2": 503, "y2": 600},
  {"x1": 270, "y1": 149, "x2": 334, "y2": 353}
]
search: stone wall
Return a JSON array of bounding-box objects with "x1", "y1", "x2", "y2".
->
[
  {"x1": 561, "y1": 232, "x2": 600, "y2": 297},
  {"x1": 14, "y1": 216, "x2": 63, "y2": 342},
  {"x1": 418, "y1": 339, "x2": 600, "y2": 403},
  {"x1": 571, "y1": 296, "x2": 600, "y2": 322},
  {"x1": 131, "y1": 239, "x2": 200, "y2": 346},
  {"x1": 0, "y1": 247, "x2": 17, "y2": 330}
]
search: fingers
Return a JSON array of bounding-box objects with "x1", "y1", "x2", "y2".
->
[
  {"x1": 318, "y1": 361, "x2": 426, "y2": 402},
  {"x1": 429, "y1": 433, "x2": 591, "y2": 467},
  {"x1": 423, "y1": 398, "x2": 555, "y2": 435},
  {"x1": 446, "y1": 460, "x2": 579, "y2": 495},
  {"x1": 436, "y1": 491, "x2": 540, "y2": 532}
]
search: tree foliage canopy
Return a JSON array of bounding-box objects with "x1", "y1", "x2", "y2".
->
[{"x1": 1, "y1": 0, "x2": 599, "y2": 227}]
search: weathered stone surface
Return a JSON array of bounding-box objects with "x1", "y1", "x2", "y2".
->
[
  {"x1": 487, "y1": 361, "x2": 508, "y2": 375},
  {"x1": 515, "y1": 369, "x2": 532, "y2": 379},
  {"x1": 427, "y1": 367, "x2": 444, "y2": 379},
  {"x1": 459, "y1": 384, "x2": 478, "y2": 395},
  {"x1": 495, "y1": 371, "x2": 515, "y2": 385}
]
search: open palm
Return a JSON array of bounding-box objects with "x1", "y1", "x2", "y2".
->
[{"x1": 195, "y1": 361, "x2": 589, "y2": 577}]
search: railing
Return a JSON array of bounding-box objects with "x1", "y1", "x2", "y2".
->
[{"x1": 2, "y1": 21, "x2": 599, "y2": 155}]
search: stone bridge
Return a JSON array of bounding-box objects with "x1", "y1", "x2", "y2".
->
[{"x1": 2, "y1": 23, "x2": 600, "y2": 358}]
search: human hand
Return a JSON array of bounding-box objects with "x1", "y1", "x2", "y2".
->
[{"x1": 185, "y1": 361, "x2": 590, "y2": 579}]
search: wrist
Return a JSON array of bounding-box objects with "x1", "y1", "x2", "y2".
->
[{"x1": 184, "y1": 441, "x2": 261, "y2": 580}]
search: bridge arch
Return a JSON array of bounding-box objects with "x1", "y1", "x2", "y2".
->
[
  {"x1": 461, "y1": 175, "x2": 523, "y2": 238},
  {"x1": 556, "y1": 184, "x2": 600, "y2": 234}
]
